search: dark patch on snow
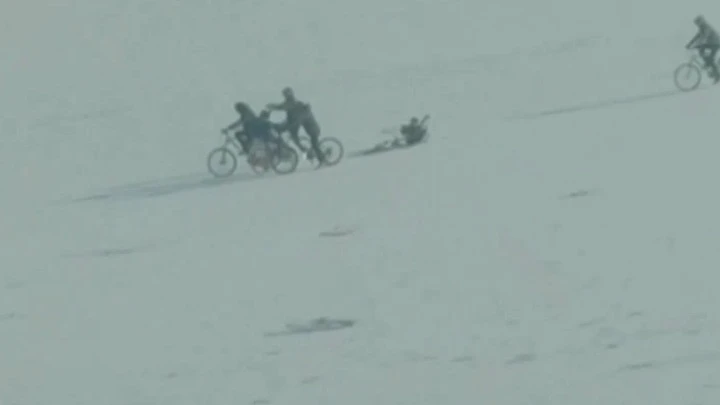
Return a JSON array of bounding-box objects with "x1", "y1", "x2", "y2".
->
[
  {"x1": 619, "y1": 361, "x2": 656, "y2": 371},
  {"x1": 60, "y1": 165, "x2": 315, "y2": 204},
  {"x1": 348, "y1": 144, "x2": 400, "y2": 158},
  {"x1": 0, "y1": 312, "x2": 23, "y2": 321},
  {"x1": 592, "y1": 327, "x2": 627, "y2": 350},
  {"x1": 618, "y1": 352, "x2": 720, "y2": 373},
  {"x1": 506, "y1": 353, "x2": 537, "y2": 365},
  {"x1": 319, "y1": 226, "x2": 356, "y2": 238},
  {"x1": 301, "y1": 376, "x2": 320, "y2": 384},
  {"x1": 577, "y1": 317, "x2": 606, "y2": 329},
  {"x1": 66, "y1": 172, "x2": 261, "y2": 203},
  {"x1": 264, "y1": 317, "x2": 355, "y2": 337},
  {"x1": 559, "y1": 188, "x2": 599, "y2": 199},
  {"x1": 510, "y1": 88, "x2": 692, "y2": 120},
  {"x1": 66, "y1": 244, "x2": 156, "y2": 259},
  {"x1": 89, "y1": 247, "x2": 141, "y2": 257},
  {"x1": 349, "y1": 136, "x2": 429, "y2": 159}
]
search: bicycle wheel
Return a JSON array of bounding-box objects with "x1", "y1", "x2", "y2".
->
[
  {"x1": 247, "y1": 142, "x2": 272, "y2": 175},
  {"x1": 318, "y1": 137, "x2": 344, "y2": 166},
  {"x1": 207, "y1": 147, "x2": 237, "y2": 178},
  {"x1": 271, "y1": 145, "x2": 299, "y2": 174},
  {"x1": 674, "y1": 62, "x2": 702, "y2": 91},
  {"x1": 291, "y1": 135, "x2": 320, "y2": 168}
]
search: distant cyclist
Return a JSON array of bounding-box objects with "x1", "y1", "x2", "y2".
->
[{"x1": 686, "y1": 15, "x2": 720, "y2": 83}]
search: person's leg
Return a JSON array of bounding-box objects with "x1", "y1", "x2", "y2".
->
[
  {"x1": 235, "y1": 132, "x2": 250, "y2": 154},
  {"x1": 303, "y1": 119, "x2": 326, "y2": 164},
  {"x1": 699, "y1": 46, "x2": 716, "y2": 71},
  {"x1": 287, "y1": 124, "x2": 308, "y2": 153},
  {"x1": 709, "y1": 46, "x2": 720, "y2": 81}
]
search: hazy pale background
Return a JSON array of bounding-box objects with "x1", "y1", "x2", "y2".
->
[{"x1": 2, "y1": 0, "x2": 720, "y2": 404}]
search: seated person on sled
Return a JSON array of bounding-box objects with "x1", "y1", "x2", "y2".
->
[
  {"x1": 399, "y1": 115, "x2": 429, "y2": 146},
  {"x1": 370, "y1": 114, "x2": 430, "y2": 153}
]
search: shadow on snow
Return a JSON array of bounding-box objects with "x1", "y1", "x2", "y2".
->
[
  {"x1": 510, "y1": 88, "x2": 700, "y2": 120},
  {"x1": 348, "y1": 139, "x2": 429, "y2": 159},
  {"x1": 264, "y1": 317, "x2": 356, "y2": 337},
  {"x1": 67, "y1": 169, "x2": 312, "y2": 203}
]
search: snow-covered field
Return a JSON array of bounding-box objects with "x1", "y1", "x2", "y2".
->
[{"x1": 3, "y1": 0, "x2": 720, "y2": 404}]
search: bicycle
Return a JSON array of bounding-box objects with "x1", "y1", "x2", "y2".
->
[
  {"x1": 674, "y1": 51, "x2": 720, "y2": 91},
  {"x1": 206, "y1": 130, "x2": 299, "y2": 178},
  {"x1": 279, "y1": 132, "x2": 344, "y2": 168}
]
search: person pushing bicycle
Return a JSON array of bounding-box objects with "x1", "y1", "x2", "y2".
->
[{"x1": 266, "y1": 87, "x2": 327, "y2": 166}]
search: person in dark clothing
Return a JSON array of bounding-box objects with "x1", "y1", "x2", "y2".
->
[
  {"x1": 266, "y1": 87, "x2": 327, "y2": 165},
  {"x1": 222, "y1": 102, "x2": 277, "y2": 155},
  {"x1": 400, "y1": 115, "x2": 429, "y2": 146},
  {"x1": 687, "y1": 15, "x2": 720, "y2": 83}
]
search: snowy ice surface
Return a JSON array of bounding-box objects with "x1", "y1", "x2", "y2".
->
[{"x1": 2, "y1": 0, "x2": 720, "y2": 404}]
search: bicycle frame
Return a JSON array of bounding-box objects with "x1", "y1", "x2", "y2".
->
[
  {"x1": 689, "y1": 53, "x2": 706, "y2": 68},
  {"x1": 218, "y1": 131, "x2": 246, "y2": 155},
  {"x1": 687, "y1": 49, "x2": 720, "y2": 70}
]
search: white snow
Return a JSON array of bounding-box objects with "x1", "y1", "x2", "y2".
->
[{"x1": 3, "y1": 0, "x2": 720, "y2": 403}]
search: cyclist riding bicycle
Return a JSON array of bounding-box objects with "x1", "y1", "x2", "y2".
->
[
  {"x1": 222, "y1": 102, "x2": 277, "y2": 155},
  {"x1": 686, "y1": 15, "x2": 720, "y2": 83}
]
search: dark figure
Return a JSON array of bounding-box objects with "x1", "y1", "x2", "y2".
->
[
  {"x1": 266, "y1": 87, "x2": 326, "y2": 165},
  {"x1": 687, "y1": 15, "x2": 720, "y2": 83},
  {"x1": 400, "y1": 115, "x2": 429, "y2": 146},
  {"x1": 223, "y1": 102, "x2": 277, "y2": 155}
]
